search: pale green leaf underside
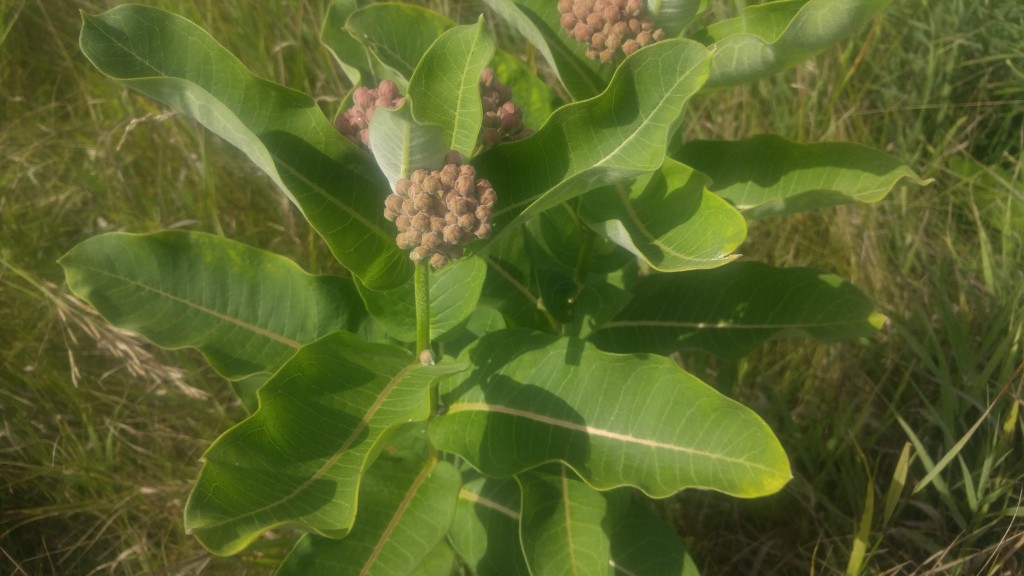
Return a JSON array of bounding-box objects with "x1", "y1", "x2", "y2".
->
[
  {"x1": 59, "y1": 231, "x2": 361, "y2": 381},
  {"x1": 698, "y1": 0, "x2": 893, "y2": 88},
  {"x1": 184, "y1": 332, "x2": 465, "y2": 555},
  {"x1": 356, "y1": 256, "x2": 487, "y2": 343},
  {"x1": 368, "y1": 104, "x2": 449, "y2": 188},
  {"x1": 475, "y1": 39, "x2": 711, "y2": 237},
  {"x1": 589, "y1": 261, "x2": 886, "y2": 359},
  {"x1": 674, "y1": 135, "x2": 927, "y2": 218},
  {"x1": 517, "y1": 467, "x2": 701, "y2": 576},
  {"x1": 321, "y1": 0, "x2": 402, "y2": 88},
  {"x1": 430, "y1": 330, "x2": 791, "y2": 498},
  {"x1": 648, "y1": 0, "x2": 706, "y2": 36},
  {"x1": 276, "y1": 455, "x2": 460, "y2": 576},
  {"x1": 80, "y1": 5, "x2": 409, "y2": 289},
  {"x1": 409, "y1": 18, "x2": 495, "y2": 158},
  {"x1": 579, "y1": 159, "x2": 747, "y2": 272}
]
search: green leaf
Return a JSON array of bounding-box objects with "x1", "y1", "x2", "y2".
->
[
  {"x1": 430, "y1": 330, "x2": 791, "y2": 499},
  {"x1": 184, "y1": 332, "x2": 466, "y2": 555},
  {"x1": 579, "y1": 159, "x2": 747, "y2": 272},
  {"x1": 408, "y1": 18, "x2": 495, "y2": 158},
  {"x1": 408, "y1": 540, "x2": 458, "y2": 576},
  {"x1": 674, "y1": 135, "x2": 927, "y2": 218},
  {"x1": 367, "y1": 104, "x2": 449, "y2": 188},
  {"x1": 356, "y1": 256, "x2": 487, "y2": 343},
  {"x1": 589, "y1": 262, "x2": 887, "y2": 359},
  {"x1": 648, "y1": 0, "x2": 706, "y2": 36},
  {"x1": 275, "y1": 449, "x2": 461, "y2": 576},
  {"x1": 696, "y1": 0, "x2": 893, "y2": 88},
  {"x1": 321, "y1": 0, "x2": 402, "y2": 88},
  {"x1": 475, "y1": 39, "x2": 711, "y2": 237},
  {"x1": 345, "y1": 3, "x2": 453, "y2": 82},
  {"x1": 449, "y1": 476, "x2": 530, "y2": 576},
  {"x1": 59, "y1": 231, "x2": 362, "y2": 381},
  {"x1": 517, "y1": 466, "x2": 701, "y2": 576},
  {"x1": 80, "y1": 5, "x2": 410, "y2": 289},
  {"x1": 482, "y1": 0, "x2": 609, "y2": 100}
]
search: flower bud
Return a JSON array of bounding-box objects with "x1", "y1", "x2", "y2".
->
[
  {"x1": 473, "y1": 222, "x2": 492, "y2": 239},
  {"x1": 430, "y1": 253, "x2": 447, "y2": 269},
  {"x1": 395, "y1": 215, "x2": 412, "y2": 231}
]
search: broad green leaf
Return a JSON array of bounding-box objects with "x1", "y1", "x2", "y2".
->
[
  {"x1": 482, "y1": 0, "x2": 608, "y2": 100},
  {"x1": 435, "y1": 305, "x2": 508, "y2": 359},
  {"x1": 489, "y1": 49, "x2": 556, "y2": 131},
  {"x1": 579, "y1": 159, "x2": 747, "y2": 272},
  {"x1": 696, "y1": 0, "x2": 892, "y2": 88},
  {"x1": 321, "y1": 0, "x2": 403, "y2": 87},
  {"x1": 407, "y1": 540, "x2": 458, "y2": 576},
  {"x1": 80, "y1": 5, "x2": 410, "y2": 289},
  {"x1": 517, "y1": 466, "x2": 701, "y2": 576},
  {"x1": 408, "y1": 18, "x2": 495, "y2": 158},
  {"x1": 480, "y1": 229, "x2": 553, "y2": 332},
  {"x1": 275, "y1": 450, "x2": 461, "y2": 576},
  {"x1": 647, "y1": 0, "x2": 706, "y2": 36},
  {"x1": 345, "y1": 3, "x2": 453, "y2": 82},
  {"x1": 588, "y1": 262, "x2": 887, "y2": 359},
  {"x1": 184, "y1": 332, "x2": 466, "y2": 555},
  {"x1": 673, "y1": 135, "x2": 927, "y2": 218},
  {"x1": 449, "y1": 476, "x2": 530, "y2": 576},
  {"x1": 430, "y1": 330, "x2": 791, "y2": 498},
  {"x1": 367, "y1": 104, "x2": 449, "y2": 188},
  {"x1": 527, "y1": 204, "x2": 633, "y2": 274},
  {"x1": 475, "y1": 40, "x2": 711, "y2": 237},
  {"x1": 356, "y1": 256, "x2": 487, "y2": 343},
  {"x1": 517, "y1": 466, "x2": 611, "y2": 575},
  {"x1": 59, "y1": 231, "x2": 362, "y2": 381}
]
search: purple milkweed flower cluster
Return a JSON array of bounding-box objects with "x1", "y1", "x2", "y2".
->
[
  {"x1": 334, "y1": 80, "x2": 405, "y2": 147},
  {"x1": 558, "y1": 0, "x2": 664, "y2": 62}
]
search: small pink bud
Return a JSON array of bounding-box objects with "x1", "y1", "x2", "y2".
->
[
  {"x1": 378, "y1": 80, "x2": 399, "y2": 102},
  {"x1": 473, "y1": 222, "x2": 492, "y2": 239},
  {"x1": 395, "y1": 215, "x2": 412, "y2": 231}
]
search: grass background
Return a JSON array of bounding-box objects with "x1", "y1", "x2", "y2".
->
[{"x1": 1, "y1": 0, "x2": 1021, "y2": 574}]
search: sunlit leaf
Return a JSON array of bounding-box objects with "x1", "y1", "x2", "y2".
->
[
  {"x1": 184, "y1": 333, "x2": 465, "y2": 555},
  {"x1": 579, "y1": 159, "x2": 746, "y2": 272},
  {"x1": 674, "y1": 135, "x2": 927, "y2": 218},
  {"x1": 589, "y1": 262, "x2": 886, "y2": 358},
  {"x1": 80, "y1": 5, "x2": 410, "y2": 289},
  {"x1": 430, "y1": 330, "x2": 791, "y2": 498},
  {"x1": 60, "y1": 231, "x2": 362, "y2": 381}
]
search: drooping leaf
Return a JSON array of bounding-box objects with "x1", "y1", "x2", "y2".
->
[
  {"x1": 275, "y1": 446, "x2": 461, "y2": 576},
  {"x1": 482, "y1": 0, "x2": 609, "y2": 100},
  {"x1": 80, "y1": 5, "x2": 409, "y2": 289},
  {"x1": 579, "y1": 159, "x2": 747, "y2": 272},
  {"x1": 59, "y1": 231, "x2": 362, "y2": 381},
  {"x1": 367, "y1": 104, "x2": 449, "y2": 189},
  {"x1": 430, "y1": 330, "x2": 792, "y2": 499},
  {"x1": 356, "y1": 256, "x2": 487, "y2": 343},
  {"x1": 517, "y1": 466, "x2": 701, "y2": 576},
  {"x1": 321, "y1": 0, "x2": 403, "y2": 88},
  {"x1": 408, "y1": 18, "x2": 495, "y2": 158},
  {"x1": 695, "y1": 0, "x2": 893, "y2": 88},
  {"x1": 474, "y1": 39, "x2": 711, "y2": 237},
  {"x1": 673, "y1": 135, "x2": 928, "y2": 218},
  {"x1": 589, "y1": 261, "x2": 887, "y2": 359},
  {"x1": 449, "y1": 476, "x2": 530, "y2": 576},
  {"x1": 345, "y1": 3, "x2": 453, "y2": 82},
  {"x1": 184, "y1": 332, "x2": 466, "y2": 555}
]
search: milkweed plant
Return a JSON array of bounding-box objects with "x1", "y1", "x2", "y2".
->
[{"x1": 61, "y1": 0, "x2": 925, "y2": 573}]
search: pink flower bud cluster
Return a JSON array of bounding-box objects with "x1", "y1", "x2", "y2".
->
[
  {"x1": 384, "y1": 152, "x2": 496, "y2": 269},
  {"x1": 479, "y1": 68, "x2": 533, "y2": 148},
  {"x1": 558, "y1": 0, "x2": 664, "y2": 63},
  {"x1": 334, "y1": 80, "x2": 405, "y2": 147}
]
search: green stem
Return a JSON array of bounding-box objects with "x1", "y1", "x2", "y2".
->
[{"x1": 415, "y1": 262, "x2": 430, "y2": 355}]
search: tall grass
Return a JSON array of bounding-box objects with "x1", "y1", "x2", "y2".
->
[{"x1": 1, "y1": 0, "x2": 1021, "y2": 574}]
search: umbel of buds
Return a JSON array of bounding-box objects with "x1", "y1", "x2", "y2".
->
[
  {"x1": 335, "y1": 80, "x2": 405, "y2": 147},
  {"x1": 384, "y1": 152, "x2": 496, "y2": 269},
  {"x1": 479, "y1": 67, "x2": 533, "y2": 148},
  {"x1": 558, "y1": 0, "x2": 665, "y2": 63}
]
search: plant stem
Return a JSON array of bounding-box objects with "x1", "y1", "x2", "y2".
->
[{"x1": 415, "y1": 261, "x2": 430, "y2": 356}]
